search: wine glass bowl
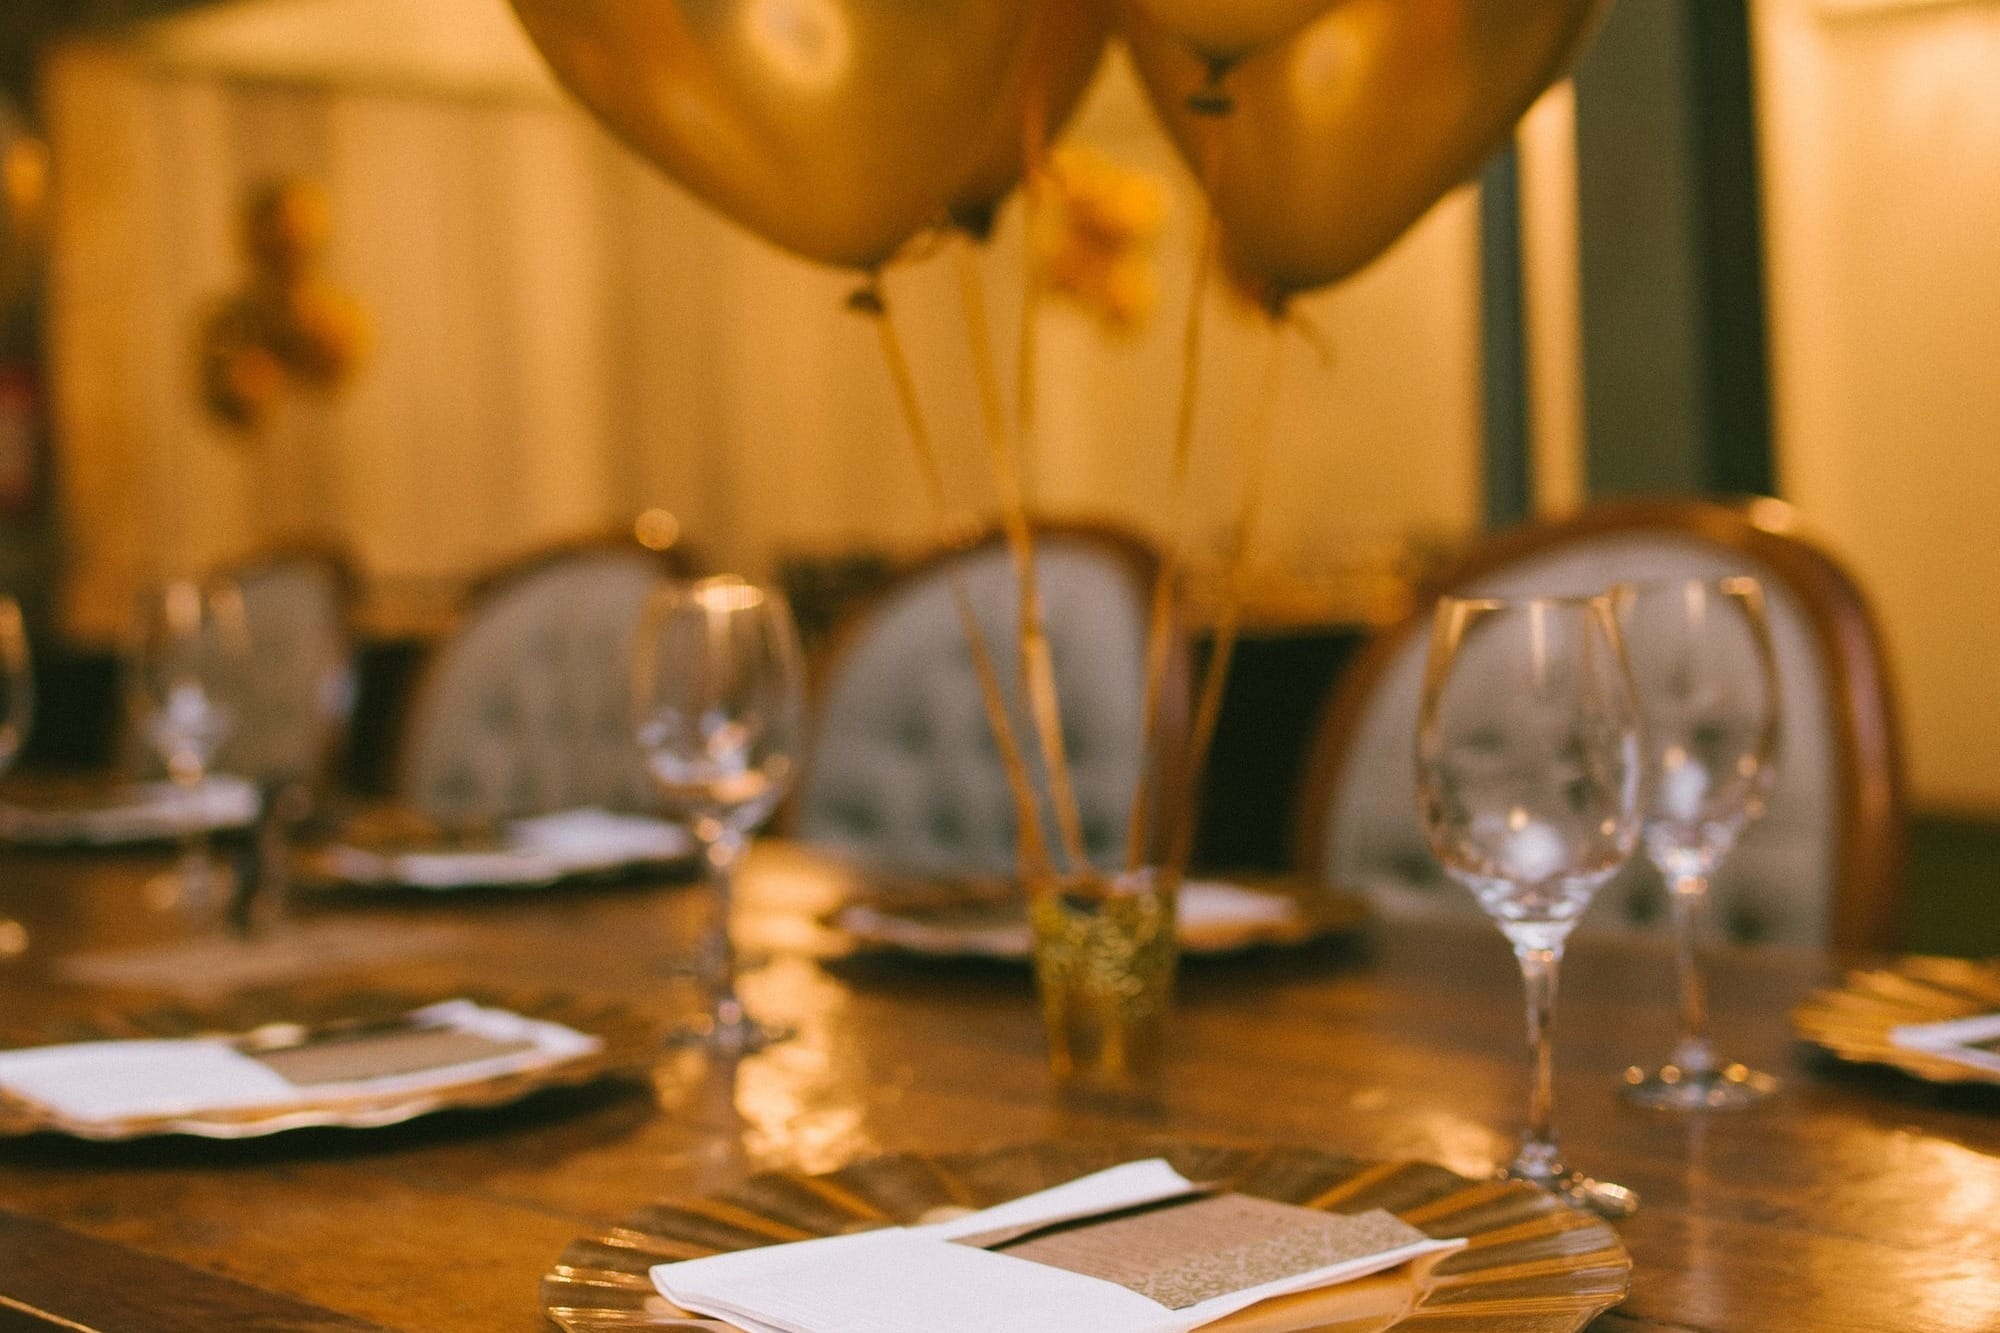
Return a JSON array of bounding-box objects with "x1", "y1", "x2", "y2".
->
[
  {"x1": 632, "y1": 576, "x2": 805, "y2": 1054},
  {"x1": 1618, "y1": 576, "x2": 1782, "y2": 1110},
  {"x1": 1417, "y1": 593, "x2": 1643, "y2": 1218}
]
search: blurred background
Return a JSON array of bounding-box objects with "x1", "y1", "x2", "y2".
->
[{"x1": 0, "y1": 0, "x2": 1993, "y2": 950}]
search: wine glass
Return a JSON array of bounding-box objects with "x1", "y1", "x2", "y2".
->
[
  {"x1": 127, "y1": 578, "x2": 251, "y2": 923},
  {"x1": 0, "y1": 595, "x2": 33, "y2": 958},
  {"x1": 1618, "y1": 576, "x2": 1781, "y2": 1109},
  {"x1": 632, "y1": 576, "x2": 805, "y2": 1054},
  {"x1": 1416, "y1": 592, "x2": 1644, "y2": 1218}
]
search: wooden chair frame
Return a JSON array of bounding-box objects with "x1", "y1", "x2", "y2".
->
[{"x1": 1292, "y1": 497, "x2": 1907, "y2": 952}]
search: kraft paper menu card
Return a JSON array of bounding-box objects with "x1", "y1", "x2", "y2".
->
[
  {"x1": 652, "y1": 1159, "x2": 1464, "y2": 1333},
  {"x1": 1891, "y1": 1013, "x2": 2000, "y2": 1076}
]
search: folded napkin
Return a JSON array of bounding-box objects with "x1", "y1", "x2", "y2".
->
[
  {"x1": 0, "y1": 1000, "x2": 601, "y2": 1126},
  {"x1": 653, "y1": 1160, "x2": 1463, "y2": 1333},
  {"x1": 1890, "y1": 1012, "x2": 2000, "y2": 1076},
  {"x1": 0, "y1": 775, "x2": 260, "y2": 846},
  {"x1": 323, "y1": 808, "x2": 692, "y2": 888}
]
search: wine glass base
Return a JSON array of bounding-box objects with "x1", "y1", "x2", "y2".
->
[
  {"x1": 1502, "y1": 1164, "x2": 1640, "y2": 1220},
  {"x1": 1622, "y1": 1060, "x2": 1779, "y2": 1111},
  {"x1": 665, "y1": 1012, "x2": 794, "y2": 1057}
]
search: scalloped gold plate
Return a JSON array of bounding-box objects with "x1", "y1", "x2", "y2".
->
[
  {"x1": 541, "y1": 1142, "x2": 1632, "y2": 1332},
  {"x1": 1792, "y1": 955, "x2": 2000, "y2": 1086},
  {"x1": 0, "y1": 990, "x2": 661, "y2": 1140}
]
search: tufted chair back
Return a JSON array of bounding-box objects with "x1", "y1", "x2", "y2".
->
[
  {"x1": 1296, "y1": 500, "x2": 1904, "y2": 951},
  {"x1": 795, "y1": 527, "x2": 1169, "y2": 877},
  {"x1": 214, "y1": 550, "x2": 358, "y2": 790},
  {"x1": 396, "y1": 542, "x2": 684, "y2": 825}
]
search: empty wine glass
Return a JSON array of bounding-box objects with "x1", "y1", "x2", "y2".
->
[
  {"x1": 127, "y1": 578, "x2": 251, "y2": 923},
  {"x1": 1619, "y1": 576, "x2": 1781, "y2": 1109},
  {"x1": 0, "y1": 595, "x2": 33, "y2": 958},
  {"x1": 1417, "y1": 593, "x2": 1644, "y2": 1218},
  {"x1": 632, "y1": 576, "x2": 805, "y2": 1054}
]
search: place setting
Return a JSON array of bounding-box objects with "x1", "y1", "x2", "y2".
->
[
  {"x1": 0, "y1": 989, "x2": 660, "y2": 1141},
  {"x1": 826, "y1": 869, "x2": 1368, "y2": 964},
  {"x1": 1791, "y1": 955, "x2": 2000, "y2": 1090},
  {"x1": 541, "y1": 1144, "x2": 1632, "y2": 1333}
]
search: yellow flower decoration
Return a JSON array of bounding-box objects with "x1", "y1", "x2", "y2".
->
[
  {"x1": 1033, "y1": 146, "x2": 1167, "y2": 335},
  {"x1": 199, "y1": 178, "x2": 369, "y2": 433}
]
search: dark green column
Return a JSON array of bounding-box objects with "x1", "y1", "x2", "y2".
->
[{"x1": 1573, "y1": 0, "x2": 1775, "y2": 497}]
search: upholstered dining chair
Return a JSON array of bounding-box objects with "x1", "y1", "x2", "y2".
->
[
  {"x1": 212, "y1": 545, "x2": 361, "y2": 795},
  {"x1": 793, "y1": 523, "x2": 1180, "y2": 878},
  {"x1": 1294, "y1": 498, "x2": 1905, "y2": 952},
  {"x1": 394, "y1": 536, "x2": 692, "y2": 825}
]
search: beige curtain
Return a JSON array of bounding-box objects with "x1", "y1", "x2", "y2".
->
[{"x1": 45, "y1": 30, "x2": 1483, "y2": 640}]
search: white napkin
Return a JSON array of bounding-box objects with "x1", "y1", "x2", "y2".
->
[
  {"x1": 0, "y1": 775, "x2": 260, "y2": 845},
  {"x1": 0, "y1": 1000, "x2": 601, "y2": 1125},
  {"x1": 1889, "y1": 1013, "x2": 2000, "y2": 1076},
  {"x1": 653, "y1": 1160, "x2": 1462, "y2": 1333},
  {"x1": 324, "y1": 808, "x2": 692, "y2": 888},
  {"x1": 511, "y1": 808, "x2": 693, "y2": 868},
  {"x1": 1176, "y1": 882, "x2": 1299, "y2": 931}
]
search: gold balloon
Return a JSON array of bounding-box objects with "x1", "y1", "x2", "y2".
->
[
  {"x1": 508, "y1": 0, "x2": 1038, "y2": 270},
  {"x1": 949, "y1": 0, "x2": 1113, "y2": 238},
  {"x1": 1127, "y1": 0, "x2": 1608, "y2": 300},
  {"x1": 1129, "y1": 0, "x2": 1337, "y2": 68}
]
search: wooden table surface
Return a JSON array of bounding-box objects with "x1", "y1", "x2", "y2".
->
[{"x1": 0, "y1": 841, "x2": 1994, "y2": 1332}]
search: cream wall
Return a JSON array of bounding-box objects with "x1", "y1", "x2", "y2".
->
[
  {"x1": 45, "y1": 4, "x2": 1485, "y2": 640},
  {"x1": 1755, "y1": 0, "x2": 2000, "y2": 812}
]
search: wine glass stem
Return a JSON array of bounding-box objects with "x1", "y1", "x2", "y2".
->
[
  {"x1": 169, "y1": 759, "x2": 215, "y2": 914},
  {"x1": 1668, "y1": 872, "x2": 1717, "y2": 1073},
  {"x1": 699, "y1": 822, "x2": 746, "y2": 1028},
  {"x1": 1515, "y1": 943, "x2": 1565, "y2": 1180}
]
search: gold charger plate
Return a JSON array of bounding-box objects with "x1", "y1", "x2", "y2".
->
[
  {"x1": 1791, "y1": 955, "x2": 2000, "y2": 1086},
  {"x1": 830, "y1": 876, "x2": 1369, "y2": 961},
  {"x1": 0, "y1": 990, "x2": 661, "y2": 1140},
  {"x1": 541, "y1": 1141, "x2": 1631, "y2": 1332},
  {"x1": 300, "y1": 805, "x2": 699, "y2": 894}
]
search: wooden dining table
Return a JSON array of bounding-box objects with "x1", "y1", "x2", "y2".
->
[{"x1": 0, "y1": 839, "x2": 1993, "y2": 1332}]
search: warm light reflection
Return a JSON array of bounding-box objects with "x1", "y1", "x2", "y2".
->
[
  {"x1": 741, "y1": 0, "x2": 852, "y2": 91},
  {"x1": 692, "y1": 576, "x2": 767, "y2": 614},
  {"x1": 635, "y1": 507, "x2": 682, "y2": 551},
  {"x1": 1410, "y1": 1112, "x2": 1510, "y2": 1181},
  {"x1": 731, "y1": 959, "x2": 880, "y2": 1172}
]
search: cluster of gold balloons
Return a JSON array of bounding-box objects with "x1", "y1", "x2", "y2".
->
[{"x1": 507, "y1": 0, "x2": 1607, "y2": 306}]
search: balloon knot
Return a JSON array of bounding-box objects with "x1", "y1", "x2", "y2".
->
[
  {"x1": 1189, "y1": 58, "x2": 1236, "y2": 117},
  {"x1": 846, "y1": 285, "x2": 885, "y2": 317}
]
